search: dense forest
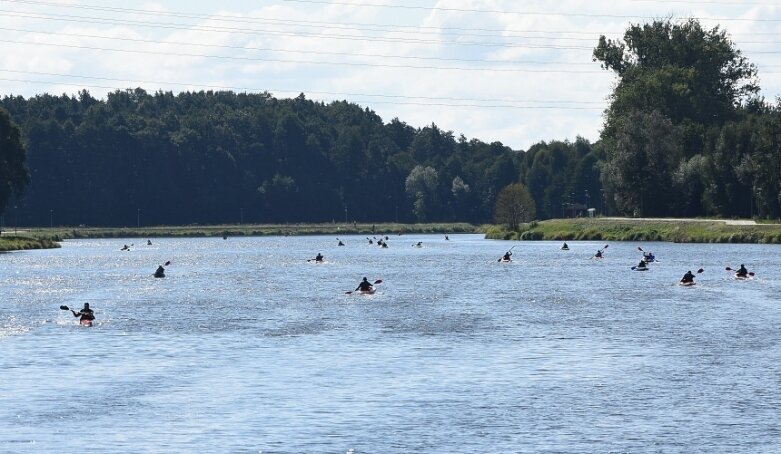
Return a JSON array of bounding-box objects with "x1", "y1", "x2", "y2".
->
[
  {"x1": 2, "y1": 18, "x2": 781, "y2": 227},
  {"x1": 0, "y1": 89, "x2": 549, "y2": 226}
]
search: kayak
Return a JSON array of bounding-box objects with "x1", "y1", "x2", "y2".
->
[
  {"x1": 154, "y1": 272, "x2": 165, "y2": 278},
  {"x1": 357, "y1": 288, "x2": 376, "y2": 295},
  {"x1": 679, "y1": 281, "x2": 696, "y2": 286},
  {"x1": 80, "y1": 318, "x2": 94, "y2": 327},
  {"x1": 499, "y1": 259, "x2": 511, "y2": 263},
  {"x1": 632, "y1": 266, "x2": 649, "y2": 271},
  {"x1": 561, "y1": 247, "x2": 569, "y2": 251}
]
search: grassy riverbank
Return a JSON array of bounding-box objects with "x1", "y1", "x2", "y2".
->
[
  {"x1": 0, "y1": 222, "x2": 476, "y2": 251},
  {"x1": 483, "y1": 218, "x2": 781, "y2": 243},
  {"x1": 0, "y1": 233, "x2": 61, "y2": 252}
]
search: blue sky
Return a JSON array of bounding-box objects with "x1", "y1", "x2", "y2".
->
[{"x1": 0, "y1": 0, "x2": 779, "y2": 149}]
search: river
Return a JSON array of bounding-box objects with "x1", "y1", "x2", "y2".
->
[{"x1": 2, "y1": 234, "x2": 780, "y2": 453}]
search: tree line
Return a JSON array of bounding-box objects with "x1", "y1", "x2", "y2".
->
[{"x1": 2, "y1": 18, "x2": 781, "y2": 227}]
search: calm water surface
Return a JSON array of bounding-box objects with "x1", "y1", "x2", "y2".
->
[{"x1": 2, "y1": 234, "x2": 781, "y2": 453}]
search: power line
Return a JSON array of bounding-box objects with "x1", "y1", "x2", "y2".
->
[
  {"x1": 0, "y1": 0, "x2": 775, "y2": 46},
  {"x1": 0, "y1": 9, "x2": 594, "y2": 50},
  {"x1": 280, "y1": 0, "x2": 781, "y2": 23},
  {"x1": 0, "y1": 38, "x2": 606, "y2": 72},
  {"x1": 0, "y1": 26, "x2": 596, "y2": 66},
  {"x1": 0, "y1": 0, "x2": 609, "y2": 39}
]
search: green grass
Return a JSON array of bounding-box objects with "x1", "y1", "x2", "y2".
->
[
  {"x1": 0, "y1": 234, "x2": 61, "y2": 252},
  {"x1": 483, "y1": 218, "x2": 781, "y2": 243}
]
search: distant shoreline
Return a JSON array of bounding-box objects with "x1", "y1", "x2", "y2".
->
[
  {"x1": 4, "y1": 217, "x2": 780, "y2": 252},
  {"x1": 484, "y1": 218, "x2": 781, "y2": 243},
  {"x1": 0, "y1": 222, "x2": 478, "y2": 251}
]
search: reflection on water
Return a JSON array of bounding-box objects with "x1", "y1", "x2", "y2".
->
[{"x1": 2, "y1": 235, "x2": 781, "y2": 452}]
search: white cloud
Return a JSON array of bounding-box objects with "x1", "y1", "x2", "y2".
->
[{"x1": 0, "y1": 0, "x2": 778, "y2": 149}]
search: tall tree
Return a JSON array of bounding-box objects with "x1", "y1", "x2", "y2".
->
[
  {"x1": 0, "y1": 108, "x2": 30, "y2": 217},
  {"x1": 594, "y1": 18, "x2": 759, "y2": 216}
]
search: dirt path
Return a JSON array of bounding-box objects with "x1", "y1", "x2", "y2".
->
[{"x1": 602, "y1": 217, "x2": 759, "y2": 226}]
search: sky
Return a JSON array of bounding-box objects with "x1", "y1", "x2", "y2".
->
[{"x1": 0, "y1": 0, "x2": 780, "y2": 150}]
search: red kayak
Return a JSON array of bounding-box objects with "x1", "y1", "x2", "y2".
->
[{"x1": 80, "y1": 318, "x2": 94, "y2": 327}]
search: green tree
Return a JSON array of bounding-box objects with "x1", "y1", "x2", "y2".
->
[
  {"x1": 405, "y1": 165, "x2": 439, "y2": 221},
  {"x1": 0, "y1": 108, "x2": 30, "y2": 217},
  {"x1": 601, "y1": 110, "x2": 682, "y2": 216},
  {"x1": 594, "y1": 18, "x2": 758, "y2": 130},
  {"x1": 594, "y1": 18, "x2": 759, "y2": 216},
  {"x1": 494, "y1": 183, "x2": 536, "y2": 229}
]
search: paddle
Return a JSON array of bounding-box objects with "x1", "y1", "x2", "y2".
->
[
  {"x1": 345, "y1": 279, "x2": 382, "y2": 294},
  {"x1": 725, "y1": 266, "x2": 755, "y2": 277},
  {"x1": 59, "y1": 305, "x2": 80, "y2": 317}
]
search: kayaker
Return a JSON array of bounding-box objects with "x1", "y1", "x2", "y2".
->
[
  {"x1": 502, "y1": 251, "x2": 512, "y2": 261},
  {"x1": 562, "y1": 242, "x2": 569, "y2": 250},
  {"x1": 314, "y1": 253, "x2": 324, "y2": 262},
  {"x1": 736, "y1": 264, "x2": 748, "y2": 278},
  {"x1": 594, "y1": 249, "x2": 603, "y2": 258},
  {"x1": 71, "y1": 303, "x2": 95, "y2": 323},
  {"x1": 681, "y1": 270, "x2": 695, "y2": 283},
  {"x1": 416, "y1": 241, "x2": 423, "y2": 247},
  {"x1": 643, "y1": 251, "x2": 655, "y2": 261},
  {"x1": 338, "y1": 240, "x2": 345, "y2": 246},
  {"x1": 636, "y1": 259, "x2": 647, "y2": 269},
  {"x1": 445, "y1": 235, "x2": 449, "y2": 240},
  {"x1": 154, "y1": 265, "x2": 165, "y2": 277},
  {"x1": 356, "y1": 277, "x2": 373, "y2": 292}
]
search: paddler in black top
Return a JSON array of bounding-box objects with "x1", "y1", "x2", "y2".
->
[
  {"x1": 71, "y1": 303, "x2": 95, "y2": 323},
  {"x1": 154, "y1": 265, "x2": 165, "y2": 277},
  {"x1": 314, "y1": 253, "x2": 324, "y2": 262},
  {"x1": 680, "y1": 270, "x2": 695, "y2": 283},
  {"x1": 594, "y1": 249, "x2": 603, "y2": 258},
  {"x1": 502, "y1": 251, "x2": 512, "y2": 261},
  {"x1": 736, "y1": 264, "x2": 748, "y2": 278},
  {"x1": 356, "y1": 277, "x2": 373, "y2": 292},
  {"x1": 636, "y1": 259, "x2": 647, "y2": 269}
]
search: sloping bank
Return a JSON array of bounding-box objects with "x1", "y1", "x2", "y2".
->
[
  {"x1": 483, "y1": 218, "x2": 781, "y2": 243},
  {"x1": 0, "y1": 234, "x2": 61, "y2": 252}
]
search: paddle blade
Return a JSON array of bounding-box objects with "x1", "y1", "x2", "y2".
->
[
  {"x1": 637, "y1": 246, "x2": 643, "y2": 251},
  {"x1": 603, "y1": 244, "x2": 609, "y2": 249},
  {"x1": 697, "y1": 268, "x2": 705, "y2": 273},
  {"x1": 373, "y1": 279, "x2": 383, "y2": 285},
  {"x1": 725, "y1": 266, "x2": 733, "y2": 271},
  {"x1": 59, "y1": 305, "x2": 69, "y2": 310},
  {"x1": 345, "y1": 291, "x2": 353, "y2": 295},
  {"x1": 165, "y1": 260, "x2": 171, "y2": 266},
  {"x1": 749, "y1": 272, "x2": 756, "y2": 276}
]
